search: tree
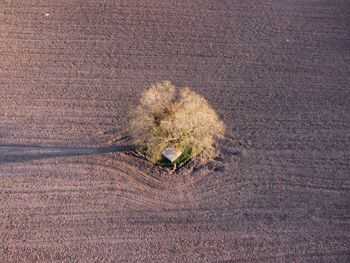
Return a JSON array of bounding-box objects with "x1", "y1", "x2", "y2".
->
[{"x1": 129, "y1": 81, "x2": 225, "y2": 166}]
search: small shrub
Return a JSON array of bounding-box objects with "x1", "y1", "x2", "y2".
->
[{"x1": 129, "y1": 81, "x2": 225, "y2": 166}]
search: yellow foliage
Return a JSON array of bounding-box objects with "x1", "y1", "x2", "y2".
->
[{"x1": 129, "y1": 81, "x2": 225, "y2": 164}]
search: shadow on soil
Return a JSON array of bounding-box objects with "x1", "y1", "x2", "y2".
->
[{"x1": 0, "y1": 144, "x2": 136, "y2": 163}]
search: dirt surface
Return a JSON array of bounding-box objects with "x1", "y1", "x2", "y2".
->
[{"x1": 1, "y1": 0, "x2": 349, "y2": 262}]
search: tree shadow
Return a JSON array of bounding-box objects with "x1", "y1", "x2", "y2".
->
[{"x1": 0, "y1": 144, "x2": 137, "y2": 164}]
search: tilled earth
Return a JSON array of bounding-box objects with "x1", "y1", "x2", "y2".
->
[{"x1": 0, "y1": 0, "x2": 349, "y2": 262}]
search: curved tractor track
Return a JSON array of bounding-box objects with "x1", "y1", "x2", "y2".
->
[{"x1": 0, "y1": 0, "x2": 349, "y2": 262}]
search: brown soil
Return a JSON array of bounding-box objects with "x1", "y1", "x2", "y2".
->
[{"x1": 0, "y1": 0, "x2": 349, "y2": 262}]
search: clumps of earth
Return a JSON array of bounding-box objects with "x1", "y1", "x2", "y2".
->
[{"x1": 129, "y1": 81, "x2": 225, "y2": 167}]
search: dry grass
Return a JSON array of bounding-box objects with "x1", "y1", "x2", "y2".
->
[{"x1": 129, "y1": 81, "x2": 225, "y2": 165}]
